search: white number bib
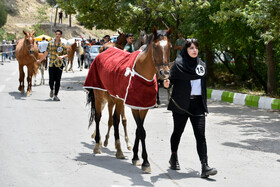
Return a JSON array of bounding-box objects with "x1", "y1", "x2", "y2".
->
[{"x1": 195, "y1": 65, "x2": 205, "y2": 76}]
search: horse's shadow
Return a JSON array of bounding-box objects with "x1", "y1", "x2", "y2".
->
[
  {"x1": 75, "y1": 141, "x2": 154, "y2": 186},
  {"x1": 9, "y1": 91, "x2": 27, "y2": 100}
]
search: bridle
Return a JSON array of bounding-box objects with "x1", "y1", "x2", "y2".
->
[{"x1": 24, "y1": 36, "x2": 38, "y2": 61}]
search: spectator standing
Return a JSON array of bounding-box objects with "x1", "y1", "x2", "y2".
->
[
  {"x1": 38, "y1": 37, "x2": 49, "y2": 69},
  {"x1": 174, "y1": 32, "x2": 185, "y2": 57},
  {"x1": 123, "y1": 33, "x2": 135, "y2": 53},
  {"x1": 1, "y1": 40, "x2": 8, "y2": 61},
  {"x1": 8, "y1": 41, "x2": 13, "y2": 60},
  {"x1": 103, "y1": 35, "x2": 110, "y2": 43},
  {"x1": 59, "y1": 10, "x2": 63, "y2": 24}
]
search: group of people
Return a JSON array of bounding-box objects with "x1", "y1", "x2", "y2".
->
[
  {"x1": 0, "y1": 40, "x2": 16, "y2": 62},
  {"x1": 35, "y1": 29, "x2": 217, "y2": 178}
]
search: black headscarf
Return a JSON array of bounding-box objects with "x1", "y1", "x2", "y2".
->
[{"x1": 169, "y1": 45, "x2": 206, "y2": 81}]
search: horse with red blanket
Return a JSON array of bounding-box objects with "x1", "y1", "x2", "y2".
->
[{"x1": 84, "y1": 26, "x2": 173, "y2": 173}]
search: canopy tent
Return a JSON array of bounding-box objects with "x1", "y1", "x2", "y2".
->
[{"x1": 34, "y1": 34, "x2": 52, "y2": 42}]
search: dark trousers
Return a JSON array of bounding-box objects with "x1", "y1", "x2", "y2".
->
[
  {"x1": 170, "y1": 103, "x2": 207, "y2": 161},
  {"x1": 49, "y1": 66, "x2": 63, "y2": 96}
]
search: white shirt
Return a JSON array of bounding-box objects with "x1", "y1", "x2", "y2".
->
[
  {"x1": 190, "y1": 79, "x2": 201, "y2": 95},
  {"x1": 38, "y1": 40, "x2": 49, "y2": 53}
]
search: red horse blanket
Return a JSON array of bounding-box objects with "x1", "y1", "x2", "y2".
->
[{"x1": 84, "y1": 47, "x2": 158, "y2": 109}]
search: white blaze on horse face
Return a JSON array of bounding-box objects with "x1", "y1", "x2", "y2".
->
[{"x1": 159, "y1": 40, "x2": 167, "y2": 63}]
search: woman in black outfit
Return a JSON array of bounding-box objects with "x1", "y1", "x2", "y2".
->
[{"x1": 163, "y1": 38, "x2": 217, "y2": 178}]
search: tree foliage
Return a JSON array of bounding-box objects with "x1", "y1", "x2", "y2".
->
[
  {"x1": 47, "y1": 0, "x2": 279, "y2": 96},
  {"x1": 0, "y1": 0, "x2": 7, "y2": 28}
]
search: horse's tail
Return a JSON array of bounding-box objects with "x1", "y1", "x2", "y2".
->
[{"x1": 86, "y1": 89, "x2": 95, "y2": 129}]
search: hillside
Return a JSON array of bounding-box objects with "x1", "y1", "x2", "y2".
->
[{"x1": 3, "y1": 0, "x2": 116, "y2": 40}]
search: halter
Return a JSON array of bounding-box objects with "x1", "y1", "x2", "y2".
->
[{"x1": 24, "y1": 37, "x2": 38, "y2": 62}]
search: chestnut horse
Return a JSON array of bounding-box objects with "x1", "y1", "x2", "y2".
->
[
  {"x1": 33, "y1": 52, "x2": 46, "y2": 86},
  {"x1": 85, "y1": 26, "x2": 173, "y2": 173},
  {"x1": 65, "y1": 41, "x2": 77, "y2": 72},
  {"x1": 91, "y1": 32, "x2": 132, "y2": 153},
  {"x1": 16, "y1": 30, "x2": 39, "y2": 96}
]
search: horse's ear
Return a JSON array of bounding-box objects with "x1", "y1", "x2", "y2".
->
[
  {"x1": 118, "y1": 30, "x2": 121, "y2": 35},
  {"x1": 23, "y1": 30, "x2": 27, "y2": 36},
  {"x1": 167, "y1": 26, "x2": 174, "y2": 37},
  {"x1": 152, "y1": 26, "x2": 158, "y2": 38},
  {"x1": 31, "y1": 30, "x2": 36, "y2": 35}
]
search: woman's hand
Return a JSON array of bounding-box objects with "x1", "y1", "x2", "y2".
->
[{"x1": 163, "y1": 79, "x2": 170, "y2": 88}]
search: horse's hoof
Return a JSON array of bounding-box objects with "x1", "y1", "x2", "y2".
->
[
  {"x1": 142, "y1": 165, "x2": 151, "y2": 174},
  {"x1": 104, "y1": 139, "x2": 108, "y2": 147},
  {"x1": 132, "y1": 159, "x2": 141, "y2": 166},
  {"x1": 116, "y1": 151, "x2": 125, "y2": 159},
  {"x1": 26, "y1": 92, "x2": 31, "y2": 97},
  {"x1": 93, "y1": 149, "x2": 101, "y2": 154}
]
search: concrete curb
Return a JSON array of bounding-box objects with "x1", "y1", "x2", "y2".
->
[{"x1": 207, "y1": 89, "x2": 280, "y2": 110}]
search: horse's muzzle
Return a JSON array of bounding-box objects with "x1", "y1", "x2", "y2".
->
[{"x1": 158, "y1": 69, "x2": 170, "y2": 80}]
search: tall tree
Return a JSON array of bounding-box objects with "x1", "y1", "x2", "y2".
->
[
  {"x1": 0, "y1": 0, "x2": 7, "y2": 28},
  {"x1": 211, "y1": 0, "x2": 280, "y2": 95}
]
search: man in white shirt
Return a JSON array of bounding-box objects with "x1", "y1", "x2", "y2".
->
[{"x1": 38, "y1": 37, "x2": 49, "y2": 70}]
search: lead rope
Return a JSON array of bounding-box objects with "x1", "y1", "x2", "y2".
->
[{"x1": 53, "y1": 54, "x2": 65, "y2": 71}]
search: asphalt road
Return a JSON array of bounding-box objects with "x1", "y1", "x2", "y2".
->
[{"x1": 0, "y1": 59, "x2": 279, "y2": 187}]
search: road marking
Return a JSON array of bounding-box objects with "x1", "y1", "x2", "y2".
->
[{"x1": 0, "y1": 85, "x2": 5, "y2": 92}]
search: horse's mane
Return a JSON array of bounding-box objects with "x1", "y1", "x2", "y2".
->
[{"x1": 142, "y1": 33, "x2": 154, "y2": 52}]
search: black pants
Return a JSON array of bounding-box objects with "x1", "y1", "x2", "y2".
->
[
  {"x1": 49, "y1": 66, "x2": 63, "y2": 96},
  {"x1": 170, "y1": 99, "x2": 207, "y2": 161}
]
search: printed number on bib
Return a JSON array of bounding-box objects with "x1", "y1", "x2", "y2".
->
[
  {"x1": 195, "y1": 65, "x2": 205, "y2": 76},
  {"x1": 57, "y1": 47, "x2": 63, "y2": 53}
]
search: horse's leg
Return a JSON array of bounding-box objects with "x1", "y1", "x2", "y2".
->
[
  {"x1": 33, "y1": 73, "x2": 37, "y2": 86},
  {"x1": 65, "y1": 59, "x2": 69, "y2": 72},
  {"x1": 121, "y1": 105, "x2": 131, "y2": 150},
  {"x1": 40, "y1": 62, "x2": 45, "y2": 85},
  {"x1": 113, "y1": 102, "x2": 125, "y2": 159},
  {"x1": 18, "y1": 64, "x2": 25, "y2": 93},
  {"x1": 104, "y1": 99, "x2": 114, "y2": 147},
  {"x1": 70, "y1": 59, "x2": 74, "y2": 73},
  {"x1": 131, "y1": 109, "x2": 150, "y2": 173},
  {"x1": 26, "y1": 64, "x2": 33, "y2": 96},
  {"x1": 92, "y1": 90, "x2": 105, "y2": 154}
]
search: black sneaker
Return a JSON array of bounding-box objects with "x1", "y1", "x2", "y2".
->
[
  {"x1": 50, "y1": 90, "x2": 54, "y2": 98},
  {"x1": 169, "y1": 153, "x2": 180, "y2": 170},
  {"x1": 53, "y1": 95, "x2": 60, "y2": 101}
]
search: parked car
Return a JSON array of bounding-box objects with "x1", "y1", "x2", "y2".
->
[{"x1": 84, "y1": 45, "x2": 102, "y2": 68}]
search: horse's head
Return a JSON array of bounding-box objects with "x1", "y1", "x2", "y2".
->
[
  {"x1": 116, "y1": 32, "x2": 126, "y2": 48},
  {"x1": 152, "y1": 26, "x2": 173, "y2": 80},
  {"x1": 23, "y1": 30, "x2": 36, "y2": 55}
]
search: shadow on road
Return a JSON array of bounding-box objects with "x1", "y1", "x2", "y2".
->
[
  {"x1": 75, "y1": 141, "x2": 154, "y2": 186},
  {"x1": 208, "y1": 100, "x2": 280, "y2": 155},
  {"x1": 9, "y1": 91, "x2": 26, "y2": 100}
]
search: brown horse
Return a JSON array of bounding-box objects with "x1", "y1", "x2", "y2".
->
[
  {"x1": 91, "y1": 32, "x2": 131, "y2": 154},
  {"x1": 33, "y1": 52, "x2": 46, "y2": 86},
  {"x1": 16, "y1": 30, "x2": 39, "y2": 96},
  {"x1": 65, "y1": 41, "x2": 77, "y2": 72},
  {"x1": 85, "y1": 26, "x2": 173, "y2": 173}
]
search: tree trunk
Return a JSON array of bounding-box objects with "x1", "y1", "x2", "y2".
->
[
  {"x1": 266, "y1": 41, "x2": 276, "y2": 96},
  {"x1": 69, "y1": 14, "x2": 72, "y2": 27},
  {"x1": 54, "y1": 7, "x2": 58, "y2": 27},
  {"x1": 205, "y1": 44, "x2": 215, "y2": 84},
  {"x1": 246, "y1": 52, "x2": 267, "y2": 92}
]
